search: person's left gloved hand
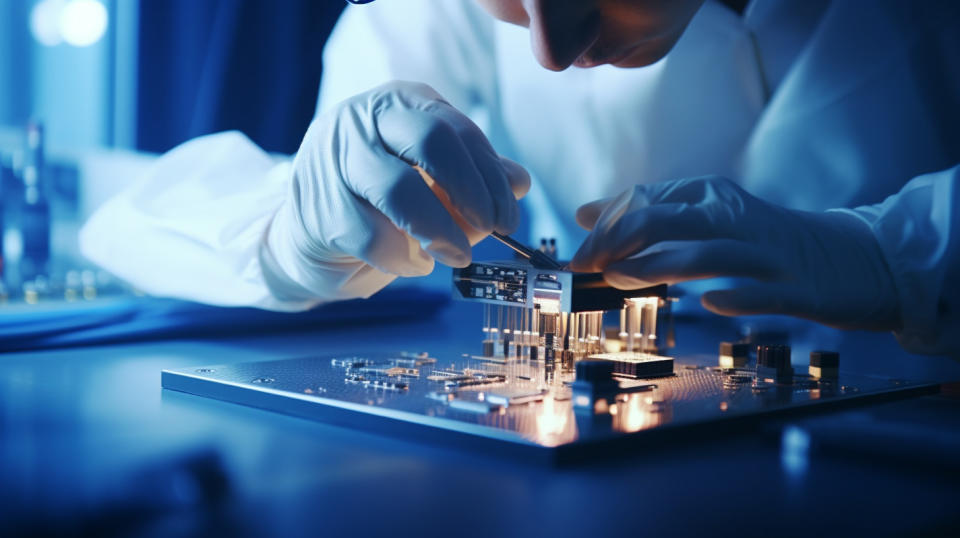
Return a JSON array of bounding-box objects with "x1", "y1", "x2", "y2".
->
[{"x1": 569, "y1": 176, "x2": 901, "y2": 331}]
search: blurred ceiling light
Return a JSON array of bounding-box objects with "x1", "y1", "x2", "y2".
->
[
  {"x1": 30, "y1": 0, "x2": 64, "y2": 46},
  {"x1": 30, "y1": 0, "x2": 109, "y2": 47},
  {"x1": 60, "y1": 0, "x2": 109, "y2": 46}
]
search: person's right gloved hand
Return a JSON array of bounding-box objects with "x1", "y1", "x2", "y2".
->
[
  {"x1": 569, "y1": 176, "x2": 902, "y2": 332},
  {"x1": 261, "y1": 81, "x2": 530, "y2": 303}
]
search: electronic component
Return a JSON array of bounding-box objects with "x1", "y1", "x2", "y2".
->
[
  {"x1": 719, "y1": 341, "x2": 750, "y2": 369},
  {"x1": 588, "y1": 352, "x2": 674, "y2": 379},
  {"x1": 809, "y1": 350, "x2": 839, "y2": 379},
  {"x1": 756, "y1": 345, "x2": 793, "y2": 384},
  {"x1": 571, "y1": 359, "x2": 620, "y2": 408},
  {"x1": 344, "y1": 373, "x2": 408, "y2": 391},
  {"x1": 454, "y1": 259, "x2": 674, "y2": 396},
  {"x1": 454, "y1": 260, "x2": 666, "y2": 312},
  {"x1": 485, "y1": 388, "x2": 547, "y2": 407}
]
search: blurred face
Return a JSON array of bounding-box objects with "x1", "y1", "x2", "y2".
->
[{"x1": 475, "y1": 0, "x2": 706, "y2": 71}]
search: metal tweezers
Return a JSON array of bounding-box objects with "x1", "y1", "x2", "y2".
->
[{"x1": 489, "y1": 232, "x2": 565, "y2": 270}]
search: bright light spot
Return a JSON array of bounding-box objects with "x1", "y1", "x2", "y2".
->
[
  {"x1": 59, "y1": 0, "x2": 108, "y2": 47},
  {"x1": 780, "y1": 425, "x2": 811, "y2": 479},
  {"x1": 621, "y1": 394, "x2": 659, "y2": 432},
  {"x1": 30, "y1": 0, "x2": 63, "y2": 46},
  {"x1": 30, "y1": 0, "x2": 108, "y2": 47},
  {"x1": 535, "y1": 396, "x2": 570, "y2": 444}
]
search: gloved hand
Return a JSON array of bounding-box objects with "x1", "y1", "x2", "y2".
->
[
  {"x1": 569, "y1": 176, "x2": 901, "y2": 331},
  {"x1": 261, "y1": 81, "x2": 530, "y2": 302}
]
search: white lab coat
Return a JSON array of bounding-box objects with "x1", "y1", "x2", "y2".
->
[{"x1": 80, "y1": 0, "x2": 960, "y2": 354}]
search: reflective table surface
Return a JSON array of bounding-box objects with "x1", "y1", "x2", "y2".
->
[{"x1": 3, "y1": 301, "x2": 960, "y2": 536}]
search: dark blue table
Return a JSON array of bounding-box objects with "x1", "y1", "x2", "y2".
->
[{"x1": 3, "y1": 301, "x2": 960, "y2": 536}]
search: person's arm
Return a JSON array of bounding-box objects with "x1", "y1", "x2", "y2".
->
[
  {"x1": 79, "y1": 132, "x2": 307, "y2": 310},
  {"x1": 79, "y1": 2, "x2": 520, "y2": 311},
  {"x1": 570, "y1": 165, "x2": 960, "y2": 357},
  {"x1": 835, "y1": 165, "x2": 960, "y2": 356},
  {"x1": 80, "y1": 83, "x2": 529, "y2": 311}
]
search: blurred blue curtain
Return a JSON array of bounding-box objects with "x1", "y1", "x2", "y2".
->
[{"x1": 136, "y1": 0, "x2": 344, "y2": 154}]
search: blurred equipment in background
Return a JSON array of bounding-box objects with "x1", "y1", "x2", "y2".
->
[
  {"x1": 0, "y1": 0, "x2": 405, "y2": 352},
  {"x1": 19, "y1": 120, "x2": 52, "y2": 282},
  {"x1": 0, "y1": 119, "x2": 123, "y2": 306},
  {"x1": 0, "y1": 0, "x2": 348, "y2": 306}
]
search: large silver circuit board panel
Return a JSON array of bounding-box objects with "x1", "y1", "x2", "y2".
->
[{"x1": 162, "y1": 351, "x2": 938, "y2": 463}]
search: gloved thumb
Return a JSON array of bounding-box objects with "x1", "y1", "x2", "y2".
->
[{"x1": 500, "y1": 156, "x2": 531, "y2": 200}]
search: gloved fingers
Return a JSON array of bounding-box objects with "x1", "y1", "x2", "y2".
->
[
  {"x1": 357, "y1": 158, "x2": 473, "y2": 268},
  {"x1": 499, "y1": 156, "x2": 532, "y2": 200},
  {"x1": 642, "y1": 175, "x2": 745, "y2": 206},
  {"x1": 423, "y1": 107, "x2": 523, "y2": 233},
  {"x1": 575, "y1": 196, "x2": 617, "y2": 231},
  {"x1": 415, "y1": 165, "x2": 489, "y2": 246},
  {"x1": 571, "y1": 202, "x2": 726, "y2": 272},
  {"x1": 701, "y1": 283, "x2": 811, "y2": 318},
  {"x1": 333, "y1": 202, "x2": 436, "y2": 277},
  {"x1": 376, "y1": 102, "x2": 510, "y2": 234},
  {"x1": 600, "y1": 240, "x2": 785, "y2": 289}
]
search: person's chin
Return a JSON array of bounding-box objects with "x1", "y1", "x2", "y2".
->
[
  {"x1": 613, "y1": 36, "x2": 682, "y2": 68},
  {"x1": 574, "y1": 49, "x2": 632, "y2": 69},
  {"x1": 611, "y1": 48, "x2": 663, "y2": 68}
]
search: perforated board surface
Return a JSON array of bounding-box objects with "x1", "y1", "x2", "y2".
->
[{"x1": 162, "y1": 351, "x2": 938, "y2": 463}]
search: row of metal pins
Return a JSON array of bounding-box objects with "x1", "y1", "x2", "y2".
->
[
  {"x1": 620, "y1": 298, "x2": 659, "y2": 353},
  {"x1": 484, "y1": 304, "x2": 621, "y2": 366}
]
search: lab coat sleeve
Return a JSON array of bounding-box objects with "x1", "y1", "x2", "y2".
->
[
  {"x1": 317, "y1": 0, "x2": 497, "y2": 124},
  {"x1": 79, "y1": 131, "x2": 321, "y2": 312},
  {"x1": 836, "y1": 165, "x2": 960, "y2": 357}
]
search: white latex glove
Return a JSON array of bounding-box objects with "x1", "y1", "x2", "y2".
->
[
  {"x1": 569, "y1": 176, "x2": 900, "y2": 331},
  {"x1": 261, "y1": 81, "x2": 531, "y2": 302}
]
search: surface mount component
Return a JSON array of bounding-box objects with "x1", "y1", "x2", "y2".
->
[
  {"x1": 809, "y1": 350, "x2": 839, "y2": 379},
  {"x1": 589, "y1": 352, "x2": 674, "y2": 379},
  {"x1": 719, "y1": 341, "x2": 750, "y2": 369},
  {"x1": 756, "y1": 345, "x2": 793, "y2": 384}
]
